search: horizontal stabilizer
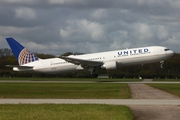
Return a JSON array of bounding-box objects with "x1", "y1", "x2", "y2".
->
[
  {"x1": 6, "y1": 65, "x2": 34, "y2": 71},
  {"x1": 6, "y1": 65, "x2": 33, "y2": 68}
]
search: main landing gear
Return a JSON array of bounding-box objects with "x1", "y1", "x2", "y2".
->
[{"x1": 88, "y1": 68, "x2": 98, "y2": 78}]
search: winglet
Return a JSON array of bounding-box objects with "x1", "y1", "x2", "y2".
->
[{"x1": 6, "y1": 37, "x2": 39, "y2": 65}]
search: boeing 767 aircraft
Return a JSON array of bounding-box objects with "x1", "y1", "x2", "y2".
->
[{"x1": 6, "y1": 37, "x2": 174, "y2": 77}]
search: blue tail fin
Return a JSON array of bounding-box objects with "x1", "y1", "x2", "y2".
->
[{"x1": 6, "y1": 37, "x2": 39, "y2": 65}]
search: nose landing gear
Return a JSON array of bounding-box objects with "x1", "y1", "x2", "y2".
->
[{"x1": 160, "y1": 61, "x2": 164, "y2": 68}]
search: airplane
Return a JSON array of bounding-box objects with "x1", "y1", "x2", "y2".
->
[{"x1": 6, "y1": 37, "x2": 174, "y2": 77}]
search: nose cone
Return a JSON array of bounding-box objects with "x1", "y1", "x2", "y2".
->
[
  {"x1": 171, "y1": 50, "x2": 174, "y2": 55},
  {"x1": 168, "y1": 50, "x2": 174, "y2": 57}
]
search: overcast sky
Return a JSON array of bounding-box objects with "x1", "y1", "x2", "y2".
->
[{"x1": 0, "y1": 0, "x2": 180, "y2": 55}]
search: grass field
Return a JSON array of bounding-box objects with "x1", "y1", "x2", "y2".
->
[
  {"x1": 0, "y1": 83, "x2": 131, "y2": 98},
  {"x1": 147, "y1": 84, "x2": 180, "y2": 97},
  {"x1": 0, "y1": 104, "x2": 134, "y2": 120}
]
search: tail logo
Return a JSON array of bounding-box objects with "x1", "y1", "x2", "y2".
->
[{"x1": 18, "y1": 48, "x2": 39, "y2": 65}]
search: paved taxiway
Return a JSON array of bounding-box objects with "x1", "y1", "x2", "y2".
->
[{"x1": 0, "y1": 99, "x2": 180, "y2": 105}]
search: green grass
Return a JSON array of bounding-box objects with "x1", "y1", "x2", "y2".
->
[
  {"x1": 0, "y1": 104, "x2": 134, "y2": 120},
  {"x1": 0, "y1": 83, "x2": 131, "y2": 98},
  {"x1": 147, "y1": 84, "x2": 180, "y2": 97},
  {"x1": 0, "y1": 77, "x2": 141, "y2": 82}
]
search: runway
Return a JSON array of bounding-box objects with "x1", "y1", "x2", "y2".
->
[{"x1": 0, "y1": 99, "x2": 180, "y2": 105}]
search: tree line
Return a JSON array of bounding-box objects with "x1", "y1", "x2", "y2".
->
[{"x1": 0, "y1": 48, "x2": 180, "y2": 78}]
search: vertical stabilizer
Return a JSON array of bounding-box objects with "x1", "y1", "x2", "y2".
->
[{"x1": 6, "y1": 38, "x2": 39, "y2": 65}]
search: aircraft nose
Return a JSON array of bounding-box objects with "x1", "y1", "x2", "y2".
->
[{"x1": 169, "y1": 50, "x2": 174, "y2": 56}]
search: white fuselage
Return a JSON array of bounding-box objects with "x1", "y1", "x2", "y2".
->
[{"x1": 13, "y1": 46, "x2": 174, "y2": 73}]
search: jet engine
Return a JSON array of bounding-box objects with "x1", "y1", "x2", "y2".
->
[{"x1": 101, "y1": 61, "x2": 117, "y2": 70}]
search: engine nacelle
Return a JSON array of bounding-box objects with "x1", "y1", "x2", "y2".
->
[{"x1": 101, "y1": 61, "x2": 117, "y2": 70}]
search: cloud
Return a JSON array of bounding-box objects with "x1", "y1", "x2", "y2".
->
[
  {"x1": 1, "y1": 0, "x2": 37, "y2": 4},
  {"x1": 15, "y1": 7, "x2": 36, "y2": 20},
  {"x1": 48, "y1": 0, "x2": 85, "y2": 5},
  {"x1": 0, "y1": 26, "x2": 29, "y2": 35},
  {"x1": 22, "y1": 41, "x2": 60, "y2": 55},
  {"x1": 110, "y1": 40, "x2": 132, "y2": 50},
  {"x1": 157, "y1": 26, "x2": 170, "y2": 40},
  {"x1": 60, "y1": 19, "x2": 105, "y2": 41},
  {"x1": 163, "y1": 37, "x2": 180, "y2": 46},
  {"x1": 132, "y1": 23, "x2": 153, "y2": 41},
  {"x1": 0, "y1": 0, "x2": 180, "y2": 55},
  {"x1": 90, "y1": 9, "x2": 108, "y2": 20}
]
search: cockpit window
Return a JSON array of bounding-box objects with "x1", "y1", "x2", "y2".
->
[{"x1": 164, "y1": 49, "x2": 170, "y2": 51}]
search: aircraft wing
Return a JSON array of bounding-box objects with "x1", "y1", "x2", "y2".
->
[{"x1": 60, "y1": 56, "x2": 103, "y2": 68}]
